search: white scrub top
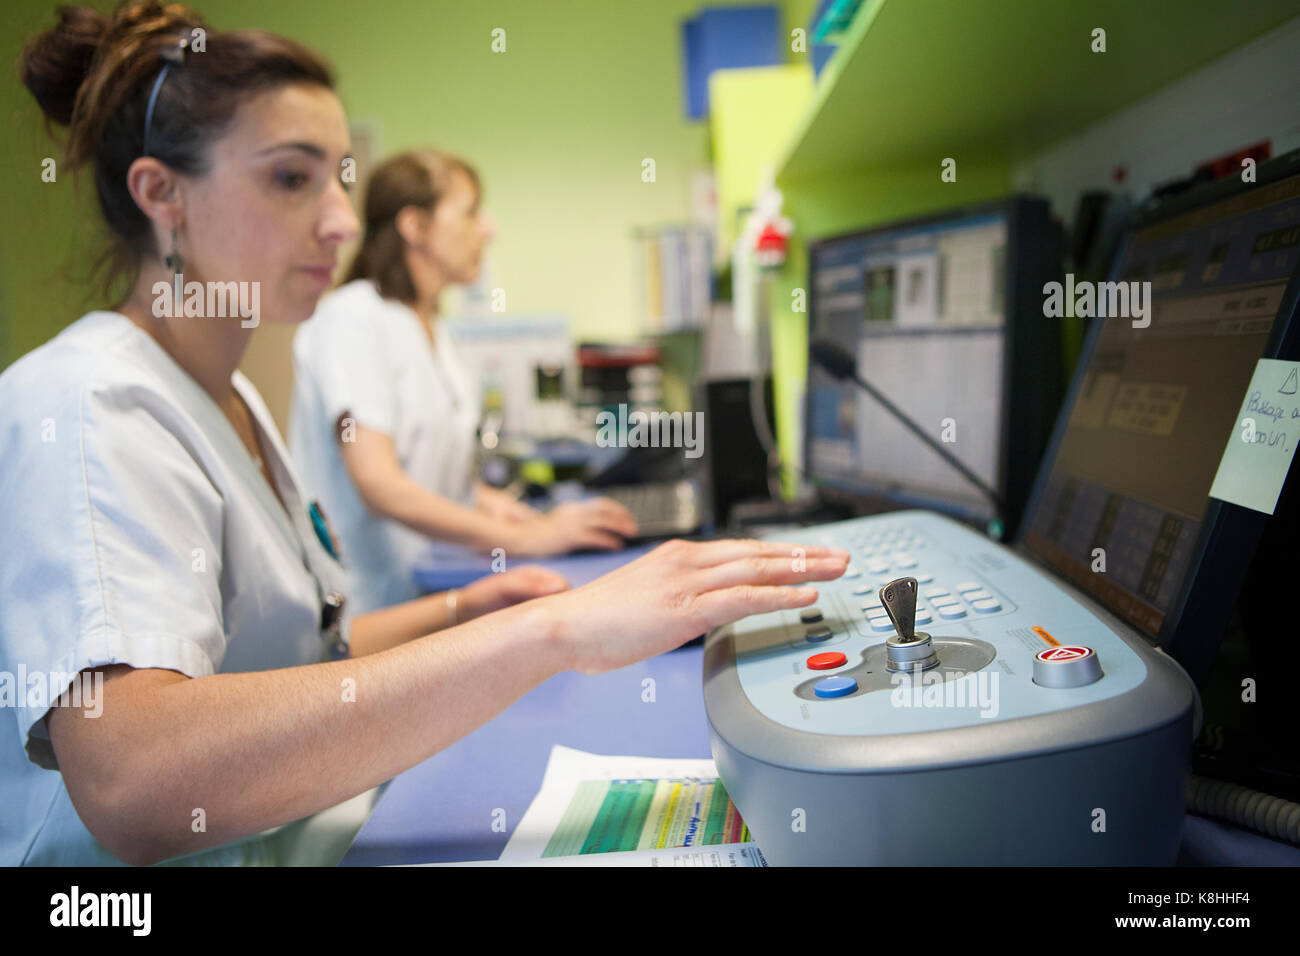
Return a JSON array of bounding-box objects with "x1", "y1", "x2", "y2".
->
[
  {"x1": 289, "y1": 279, "x2": 482, "y2": 613},
  {"x1": 0, "y1": 311, "x2": 364, "y2": 866}
]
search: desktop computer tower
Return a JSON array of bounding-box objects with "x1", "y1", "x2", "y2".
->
[{"x1": 699, "y1": 376, "x2": 776, "y2": 529}]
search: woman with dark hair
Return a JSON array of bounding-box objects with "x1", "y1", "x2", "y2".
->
[
  {"x1": 1, "y1": 1, "x2": 847, "y2": 865},
  {"x1": 291, "y1": 149, "x2": 638, "y2": 613}
]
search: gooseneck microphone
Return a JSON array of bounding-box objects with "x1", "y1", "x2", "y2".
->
[{"x1": 809, "y1": 338, "x2": 1005, "y2": 523}]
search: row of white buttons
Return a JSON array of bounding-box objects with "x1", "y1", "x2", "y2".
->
[
  {"x1": 849, "y1": 527, "x2": 914, "y2": 541},
  {"x1": 851, "y1": 569, "x2": 937, "y2": 593},
  {"x1": 860, "y1": 580, "x2": 1002, "y2": 631},
  {"x1": 863, "y1": 604, "x2": 969, "y2": 631},
  {"x1": 844, "y1": 552, "x2": 925, "y2": 578},
  {"x1": 848, "y1": 532, "x2": 919, "y2": 547},
  {"x1": 858, "y1": 541, "x2": 925, "y2": 558}
]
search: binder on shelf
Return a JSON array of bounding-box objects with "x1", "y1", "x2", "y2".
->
[{"x1": 633, "y1": 225, "x2": 713, "y2": 333}]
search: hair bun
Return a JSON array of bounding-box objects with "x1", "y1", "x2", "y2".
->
[{"x1": 20, "y1": 5, "x2": 110, "y2": 127}]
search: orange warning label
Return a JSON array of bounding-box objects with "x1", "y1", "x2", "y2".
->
[{"x1": 1032, "y1": 626, "x2": 1060, "y2": 647}]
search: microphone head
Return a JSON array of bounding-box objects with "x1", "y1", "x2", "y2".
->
[{"x1": 810, "y1": 338, "x2": 857, "y2": 380}]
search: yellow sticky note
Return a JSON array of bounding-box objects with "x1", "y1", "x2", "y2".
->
[{"x1": 1209, "y1": 359, "x2": 1300, "y2": 515}]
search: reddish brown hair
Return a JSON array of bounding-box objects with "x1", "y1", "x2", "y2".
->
[{"x1": 344, "y1": 149, "x2": 481, "y2": 304}]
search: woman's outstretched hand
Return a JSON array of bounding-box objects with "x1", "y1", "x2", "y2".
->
[
  {"x1": 509, "y1": 498, "x2": 639, "y2": 555},
  {"x1": 541, "y1": 538, "x2": 850, "y2": 674},
  {"x1": 474, "y1": 484, "x2": 542, "y2": 525},
  {"x1": 459, "y1": 565, "x2": 570, "y2": 620}
]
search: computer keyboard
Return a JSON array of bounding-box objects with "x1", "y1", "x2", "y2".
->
[
  {"x1": 599, "y1": 479, "x2": 702, "y2": 538},
  {"x1": 702, "y1": 510, "x2": 1197, "y2": 865},
  {"x1": 839, "y1": 527, "x2": 1016, "y2": 630}
]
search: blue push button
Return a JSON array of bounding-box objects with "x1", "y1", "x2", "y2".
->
[{"x1": 813, "y1": 676, "x2": 858, "y2": 698}]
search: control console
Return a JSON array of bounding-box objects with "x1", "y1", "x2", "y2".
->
[{"x1": 703, "y1": 511, "x2": 1197, "y2": 865}]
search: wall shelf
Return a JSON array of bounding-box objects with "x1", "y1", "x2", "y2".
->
[{"x1": 778, "y1": 0, "x2": 1300, "y2": 184}]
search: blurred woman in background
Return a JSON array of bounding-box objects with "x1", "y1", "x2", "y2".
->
[{"x1": 290, "y1": 150, "x2": 638, "y2": 613}]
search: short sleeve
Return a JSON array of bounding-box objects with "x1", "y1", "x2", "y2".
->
[
  {"x1": 0, "y1": 381, "x2": 227, "y2": 771},
  {"x1": 293, "y1": 290, "x2": 398, "y2": 438}
]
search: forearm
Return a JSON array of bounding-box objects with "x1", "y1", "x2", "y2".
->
[
  {"x1": 359, "y1": 468, "x2": 516, "y2": 551},
  {"x1": 473, "y1": 482, "x2": 506, "y2": 511},
  {"x1": 475, "y1": 483, "x2": 537, "y2": 520},
  {"x1": 349, "y1": 591, "x2": 459, "y2": 656},
  {"x1": 89, "y1": 601, "x2": 567, "y2": 864}
]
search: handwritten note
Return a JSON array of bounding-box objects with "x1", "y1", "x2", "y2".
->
[{"x1": 1209, "y1": 359, "x2": 1300, "y2": 515}]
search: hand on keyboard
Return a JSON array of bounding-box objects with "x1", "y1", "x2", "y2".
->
[
  {"x1": 547, "y1": 538, "x2": 850, "y2": 674},
  {"x1": 508, "y1": 498, "x2": 639, "y2": 556}
]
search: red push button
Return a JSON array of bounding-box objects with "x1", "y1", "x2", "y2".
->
[
  {"x1": 806, "y1": 652, "x2": 847, "y2": 670},
  {"x1": 1033, "y1": 644, "x2": 1102, "y2": 688}
]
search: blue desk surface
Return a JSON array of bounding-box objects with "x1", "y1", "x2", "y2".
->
[
  {"x1": 340, "y1": 637, "x2": 1300, "y2": 866},
  {"x1": 412, "y1": 542, "x2": 659, "y2": 593},
  {"x1": 341, "y1": 644, "x2": 710, "y2": 866}
]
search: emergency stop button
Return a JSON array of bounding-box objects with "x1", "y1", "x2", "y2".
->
[{"x1": 1033, "y1": 644, "x2": 1102, "y2": 688}]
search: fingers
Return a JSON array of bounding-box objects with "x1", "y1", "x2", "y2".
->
[
  {"x1": 468, "y1": 566, "x2": 569, "y2": 616},
  {"x1": 584, "y1": 498, "x2": 638, "y2": 537},
  {"x1": 570, "y1": 528, "x2": 626, "y2": 552},
  {"x1": 510, "y1": 565, "x2": 570, "y2": 594},
  {"x1": 550, "y1": 499, "x2": 638, "y2": 539},
  {"x1": 670, "y1": 538, "x2": 850, "y2": 569},
  {"x1": 695, "y1": 553, "x2": 849, "y2": 591},
  {"x1": 510, "y1": 501, "x2": 542, "y2": 523},
  {"x1": 691, "y1": 584, "x2": 819, "y2": 630}
]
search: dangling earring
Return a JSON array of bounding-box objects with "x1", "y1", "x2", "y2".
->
[{"x1": 165, "y1": 228, "x2": 183, "y2": 276}]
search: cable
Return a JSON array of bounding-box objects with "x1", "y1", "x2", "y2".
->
[
  {"x1": 747, "y1": 371, "x2": 782, "y2": 500},
  {"x1": 749, "y1": 272, "x2": 785, "y2": 500},
  {"x1": 1186, "y1": 775, "x2": 1300, "y2": 846}
]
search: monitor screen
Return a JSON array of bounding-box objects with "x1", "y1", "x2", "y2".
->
[
  {"x1": 806, "y1": 210, "x2": 1009, "y2": 521},
  {"x1": 1020, "y1": 173, "x2": 1300, "y2": 640}
]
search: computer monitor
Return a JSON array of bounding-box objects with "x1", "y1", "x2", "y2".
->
[
  {"x1": 804, "y1": 197, "x2": 1064, "y2": 537},
  {"x1": 1018, "y1": 150, "x2": 1300, "y2": 685},
  {"x1": 441, "y1": 316, "x2": 575, "y2": 439}
]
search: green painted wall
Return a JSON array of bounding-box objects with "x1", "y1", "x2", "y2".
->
[{"x1": 1, "y1": 0, "x2": 807, "y2": 371}]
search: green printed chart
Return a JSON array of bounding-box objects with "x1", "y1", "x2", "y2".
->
[{"x1": 542, "y1": 777, "x2": 751, "y2": 857}]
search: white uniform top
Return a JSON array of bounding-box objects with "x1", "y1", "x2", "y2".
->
[
  {"x1": 289, "y1": 279, "x2": 481, "y2": 614},
  {"x1": 0, "y1": 311, "x2": 359, "y2": 866}
]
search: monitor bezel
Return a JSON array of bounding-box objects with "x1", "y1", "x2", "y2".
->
[
  {"x1": 803, "y1": 196, "x2": 1048, "y2": 534},
  {"x1": 1014, "y1": 149, "x2": 1300, "y2": 682}
]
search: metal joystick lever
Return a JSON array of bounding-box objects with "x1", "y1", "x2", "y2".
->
[
  {"x1": 880, "y1": 577, "x2": 919, "y2": 642},
  {"x1": 880, "y1": 576, "x2": 940, "y2": 672}
]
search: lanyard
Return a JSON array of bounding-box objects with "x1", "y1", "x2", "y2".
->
[
  {"x1": 306, "y1": 500, "x2": 349, "y2": 660},
  {"x1": 239, "y1": 382, "x2": 350, "y2": 661}
]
